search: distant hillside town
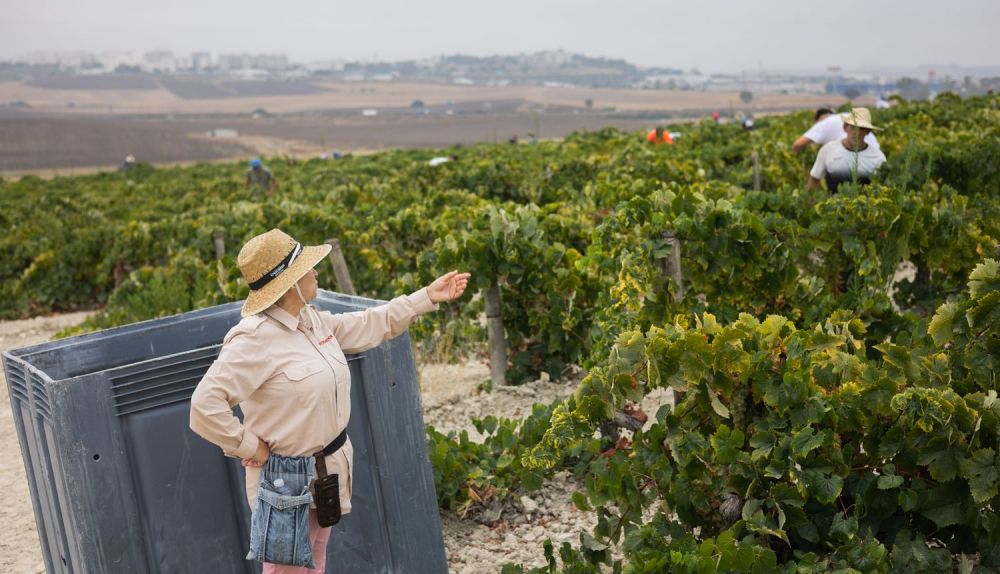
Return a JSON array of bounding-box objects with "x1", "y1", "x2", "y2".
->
[{"x1": 3, "y1": 49, "x2": 999, "y2": 98}]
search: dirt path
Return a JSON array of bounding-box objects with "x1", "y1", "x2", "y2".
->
[{"x1": 0, "y1": 314, "x2": 594, "y2": 573}]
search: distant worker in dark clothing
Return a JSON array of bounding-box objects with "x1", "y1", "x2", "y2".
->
[
  {"x1": 807, "y1": 108, "x2": 886, "y2": 193},
  {"x1": 646, "y1": 127, "x2": 674, "y2": 144},
  {"x1": 794, "y1": 107, "x2": 879, "y2": 153},
  {"x1": 120, "y1": 154, "x2": 136, "y2": 172},
  {"x1": 245, "y1": 157, "x2": 278, "y2": 199}
]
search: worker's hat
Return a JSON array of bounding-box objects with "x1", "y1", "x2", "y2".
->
[
  {"x1": 237, "y1": 229, "x2": 331, "y2": 317},
  {"x1": 842, "y1": 108, "x2": 880, "y2": 131}
]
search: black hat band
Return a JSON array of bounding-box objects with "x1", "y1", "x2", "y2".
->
[{"x1": 248, "y1": 242, "x2": 302, "y2": 291}]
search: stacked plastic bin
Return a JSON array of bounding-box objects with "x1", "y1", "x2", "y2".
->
[{"x1": 2, "y1": 290, "x2": 447, "y2": 573}]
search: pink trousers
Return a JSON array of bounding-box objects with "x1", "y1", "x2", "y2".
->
[{"x1": 262, "y1": 509, "x2": 332, "y2": 574}]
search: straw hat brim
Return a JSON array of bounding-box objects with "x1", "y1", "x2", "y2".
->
[
  {"x1": 241, "y1": 244, "x2": 331, "y2": 317},
  {"x1": 841, "y1": 113, "x2": 880, "y2": 131}
]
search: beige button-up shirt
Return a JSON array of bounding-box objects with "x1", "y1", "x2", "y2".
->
[{"x1": 189, "y1": 288, "x2": 438, "y2": 513}]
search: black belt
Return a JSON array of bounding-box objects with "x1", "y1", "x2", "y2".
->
[{"x1": 316, "y1": 428, "x2": 348, "y2": 458}]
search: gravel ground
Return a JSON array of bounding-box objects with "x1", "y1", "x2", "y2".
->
[
  {"x1": 418, "y1": 361, "x2": 593, "y2": 572},
  {"x1": 440, "y1": 470, "x2": 597, "y2": 573},
  {"x1": 419, "y1": 361, "x2": 675, "y2": 573}
]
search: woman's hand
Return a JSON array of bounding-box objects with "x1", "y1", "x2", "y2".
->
[
  {"x1": 241, "y1": 438, "x2": 271, "y2": 468},
  {"x1": 427, "y1": 270, "x2": 471, "y2": 303}
]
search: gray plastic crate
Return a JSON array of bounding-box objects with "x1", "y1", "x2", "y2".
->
[{"x1": 3, "y1": 290, "x2": 448, "y2": 574}]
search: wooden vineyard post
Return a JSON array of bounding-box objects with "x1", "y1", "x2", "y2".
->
[
  {"x1": 751, "y1": 150, "x2": 761, "y2": 192},
  {"x1": 114, "y1": 256, "x2": 126, "y2": 288},
  {"x1": 658, "y1": 231, "x2": 684, "y2": 303},
  {"x1": 213, "y1": 233, "x2": 226, "y2": 259},
  {"x1": 659, "y1": 230, "x2": 685, "y2": 407},
  {"x1": 324, "y1": 239, "x2": 357, "y2": 296},
  {"x1": 484, "y1": 282, "x2": 507, "y2": 386}
]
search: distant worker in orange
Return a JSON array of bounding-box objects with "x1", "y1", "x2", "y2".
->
[{"x1": 646, "y1": 127, "x2": 674, "y2": 144}]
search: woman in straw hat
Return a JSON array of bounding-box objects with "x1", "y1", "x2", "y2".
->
[
  {"x1": 806, "y1": 107, "x2": 887, "y2": 193},
  {"x1": 190, "y1": 228, "x2": 469, "y2": 572}
]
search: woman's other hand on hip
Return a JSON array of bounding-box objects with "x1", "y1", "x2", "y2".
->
[{"x1": 242, "y1": 438, "x2": 271, "y2": 467}]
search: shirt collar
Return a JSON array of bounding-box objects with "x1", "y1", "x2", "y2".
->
[{"x1": 264, "y1": 305, "x2": 299, "y2": 331}]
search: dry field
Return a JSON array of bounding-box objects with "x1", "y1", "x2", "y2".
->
[
  {"x1": 0, "y1": 80, "x2": 855, "y2": 173},
  {"x1": 0, "y1": 79, "x2": 847, "y2": 116}
]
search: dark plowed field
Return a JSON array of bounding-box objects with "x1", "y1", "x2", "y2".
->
[
  {"x1": 29, "y1": 75, "x2": 160, "y2": 90},
  {"x1": 0, "y1": 111, "x2": 654, "y2": 172},
  {"x1": 161, "y1": 79, "x2": 328, "y2": 99}
]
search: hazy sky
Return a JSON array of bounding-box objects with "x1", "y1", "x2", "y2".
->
[{"x1": 2, "y1": 0, "x2": 998, "y2": 73}]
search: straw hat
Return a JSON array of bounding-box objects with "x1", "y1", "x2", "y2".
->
[
  {"x1": 841, "y1": 107, "x2": 880, "y2": 131},
  {"x1": 237, "y1": 229, "x2": 331, "y2": 317}
]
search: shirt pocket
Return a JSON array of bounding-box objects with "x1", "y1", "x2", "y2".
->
[
  {"x1": 282, "y1": 360, "x2": 326, "y2": 382},
  {"x1": 284, "y1": 360, "x2": 335, "y2": 410}
]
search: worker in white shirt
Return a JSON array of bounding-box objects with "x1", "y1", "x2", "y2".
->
[
  {"x1": 793, "y1": 107, "x2": 879, "y2": 153},
  {"x1": 806, "y1": 108, "x2": 886, "y2": 193}
]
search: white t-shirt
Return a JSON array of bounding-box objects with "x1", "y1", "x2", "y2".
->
[
  {"x1": 810, "y1": 140, "x2": 886, "y2": 183},
  {"x1": 804, "y1": 114, "x2": 879, "y2": 149}
]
